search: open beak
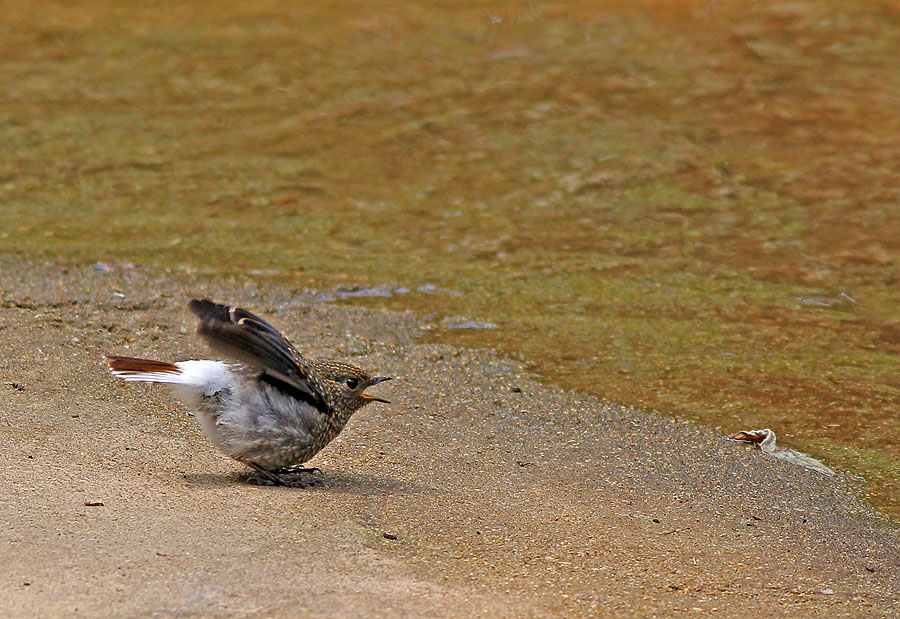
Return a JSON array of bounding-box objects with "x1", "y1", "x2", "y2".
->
[{"x1": 361, "y1": 376, "x2": 392, "y2": 403}]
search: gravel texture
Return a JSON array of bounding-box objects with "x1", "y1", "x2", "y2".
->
[{"x1": 1, "y1": 257, "x2": 897, "y2": 616}]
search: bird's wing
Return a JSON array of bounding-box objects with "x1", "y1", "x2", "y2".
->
[{"x1": 188, "y1": 299, "x2": 324, "y2": 408}]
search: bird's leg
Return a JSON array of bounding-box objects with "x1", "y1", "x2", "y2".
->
[
  {"x1": 273, "y1": 465, "x2": 322, "y2": 476},
  {"x1": 242, "y1": 461, "x2": 318, "y2": 488}
]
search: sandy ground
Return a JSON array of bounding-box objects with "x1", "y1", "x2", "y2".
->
[{"x1": 1, "y1": 257, "x2": 897, "y2": 617}]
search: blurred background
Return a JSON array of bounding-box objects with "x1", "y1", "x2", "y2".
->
[{"x1": 2, "y1": 0, "x2": 898, "y2": 515}]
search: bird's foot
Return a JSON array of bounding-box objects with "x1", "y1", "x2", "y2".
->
[
  {"x1": 242, "y1": 461, "x2": 321, "y2": 488},
  {"x1": 247, "y1": 474, "x2": 319, "y2": 488},
  {"x1": 278, "y1": 477, "x2": 320, "y2": 488},
  {"x1": 273, "y1": 466, "x2": 322, "y2": 476}
]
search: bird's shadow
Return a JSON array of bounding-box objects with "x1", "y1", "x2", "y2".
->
[{"x1": 183, "y1": 469, "x2": 443, "y2": 496}]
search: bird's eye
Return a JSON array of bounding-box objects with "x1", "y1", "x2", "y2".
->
[{"x1": 345, "y1": 378, "x2": 359, "y2": 390}]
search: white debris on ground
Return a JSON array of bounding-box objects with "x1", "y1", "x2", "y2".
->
[{"x1": 728, "y1": 428, "x2": 836, "y2": 477}]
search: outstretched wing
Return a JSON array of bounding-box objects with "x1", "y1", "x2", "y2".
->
[{"x1": 188, "y1": 299, "x2": 325, "y2": 410}]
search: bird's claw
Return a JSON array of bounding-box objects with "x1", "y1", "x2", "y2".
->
[
  {"x1": 273, "y1": 466, "x2": 322, "y2": 476},
  {"x1": 246, "y1": 472, "x2": 321, "y2": 488},
  {"x1": 242, "y1": 461, "x2": 322, "y2": 488},
  {"x1": 278, "y1": 477, "x2": 320, "y2": 488}
]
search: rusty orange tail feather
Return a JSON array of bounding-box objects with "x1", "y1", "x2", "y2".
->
[{"x1": 106, "y1": 355, "x2": 179, "y2": 374}]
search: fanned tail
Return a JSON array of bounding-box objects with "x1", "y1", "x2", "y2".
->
[
  {"x1": 107, "y1": 355, "x2": 181, "y2": 382},
  {"x1": 106, "y1": 355, "x2": 231, "y2": 407}
]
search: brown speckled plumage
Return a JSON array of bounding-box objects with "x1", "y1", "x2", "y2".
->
[{"x1": 108, "y1": 299, "x2": 391, "y2": 486}]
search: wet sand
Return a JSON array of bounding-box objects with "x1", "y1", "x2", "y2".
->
[
  {"x1": 1, "y1": 257, "x2": 898, "y2": 616},
  {"x1": 5, "y1": 0, "x2": 900, "y2": 518}
]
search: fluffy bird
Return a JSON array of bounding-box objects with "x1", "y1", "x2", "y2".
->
[{"x1": 107, "y1": 299, "x2": 391, "y2": 486}]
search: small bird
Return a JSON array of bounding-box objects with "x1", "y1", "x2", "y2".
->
[{"x1": 107, "y1": 299, "x2": 391, "y2": 486}]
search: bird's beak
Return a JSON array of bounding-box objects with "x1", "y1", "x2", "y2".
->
[{"x1": 361, "y1": 377, "x2": 391, "y2": 403}]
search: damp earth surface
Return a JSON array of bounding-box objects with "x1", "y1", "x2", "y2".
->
[{"x1": 1, "y1": 0, "x2": 899, "y2": 580}]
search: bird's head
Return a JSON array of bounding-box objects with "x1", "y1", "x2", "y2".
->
[{"x1": 310, "y1": 359, "x2": 391, "y2": 415}]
